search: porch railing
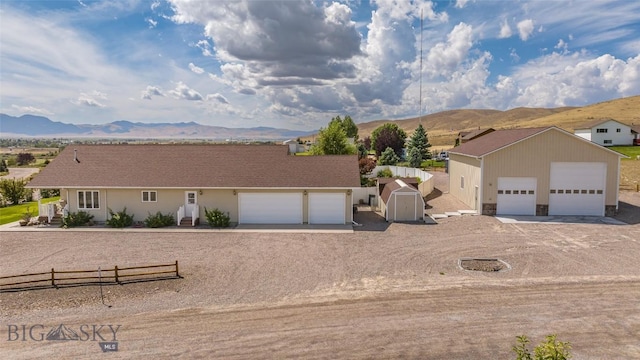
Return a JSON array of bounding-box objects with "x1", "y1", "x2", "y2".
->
[
  {"x1": 177, "y1": 205, "x2": 185, "y2": 226},
  {"x1": 192, "y1": 205, "x2": 199, "y2": 226},
  {"x1": 38, "y1": 201, "x2": 57, "y2": 223}
]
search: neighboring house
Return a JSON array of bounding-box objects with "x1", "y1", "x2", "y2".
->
[
  {"x1": 378, "y1": 179, "x2": 425, "y2": 222},
  {"x1": 27, "y1": 144, "x2": 360, "y2": 225},
  {"x1": 448, "y1": 127, "x2": 624, "y2": 217},
  {"x1": 574, "y1": 119, "x2": 637, "y2": 146},
  {"x1": 456, "y1": 128, "x2": 494, "y2": 145},
  {"x1": 282, "y1": 139, "x2": 305, "y2": 154},
  {"x1": 632, "y1": 125, "x2": 640, "y2": 146}
]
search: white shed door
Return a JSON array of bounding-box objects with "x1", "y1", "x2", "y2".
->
[
  {"x1": 549, "y1": 162, "x2": 606, "y2": 216},
  {"x1": 309, "y1": 193, "x2": 346, "y2": 224},
  {"x1": 238, "y1": 193, "x2": 303, "y2": 224},
  {"x1": 496, "y1": 177, "x2": 537, "y2": 215}
]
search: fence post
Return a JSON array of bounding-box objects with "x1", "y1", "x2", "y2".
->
[
  {"x1": 175, "y1": 260, "x2": 179, "y2": 278},
  {"x1": 114, "y1": 266, "x2": 119, "y2": 283},
  {"x1": 51, "y1": 268, "x2": 55, "y2": 287}
]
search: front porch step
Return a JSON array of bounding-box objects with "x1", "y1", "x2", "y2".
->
[{"x1": 179, "y1": 217, "x2": 199, "y2": 227}]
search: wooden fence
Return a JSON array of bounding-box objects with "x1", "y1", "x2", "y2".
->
[{"x1": 0, "y1": 261, "x2": 180, "y2": 291}]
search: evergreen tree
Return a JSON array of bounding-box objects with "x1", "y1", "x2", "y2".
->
[
  {"x1": 379, "y1": 147, "x2": 400, "y2": 165},
  {"x1": 407, "y1": 124, "x2": 431, "y2": 160},
  {"x1": 408, "y1": 147, "x2": 422, "y2": 168}
]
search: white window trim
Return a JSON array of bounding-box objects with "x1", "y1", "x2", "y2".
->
[
  {"x1": 142, "y1": 190, "x2": 158, "y2": 203},
  {"x1": 78, "y1": 190, "x2": 100, "y2": 210}
]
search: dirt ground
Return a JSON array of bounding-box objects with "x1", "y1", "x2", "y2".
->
[{"x1": 1, "y1": 184, "x2": 640, "y2": 359}]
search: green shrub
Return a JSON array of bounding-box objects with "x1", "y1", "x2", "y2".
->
[
  {"x1": 144, "y1": 211, "x2": 175, "y2": 228},
  {"x1": 106, "y1": 207, "x2": 134, "y2": 228},
  {"x1": 204, "y1": 207, "x2": 230, "y2": 228},
  {"x1": 62, "y1": 211, "x2": 94, "y2": 227},
  {"x1": 376, "y1": 168, "x2": 393, "y2": 178},
  {"x1": 513, "y1": 334, "x2": 571, "y2": 360}
]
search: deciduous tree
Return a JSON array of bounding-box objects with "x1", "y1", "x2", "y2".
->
[
  {"x1": 0, "y1": 178, "x2": 27, "y2": 204},
  {"x1": 371, "y1": 123, "x2": 407, "y2": 158},
  {"x1": 310, "y1": 119, "x2": 356, "y2": 155},
  {"x1": 16, "y1": 153, "x2": 35, "y2": 166}
]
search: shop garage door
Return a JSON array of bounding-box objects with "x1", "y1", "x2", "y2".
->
[
  {"x1": 238, "y1": 193, "x2": 303, "y2": 224},
  {"x1": 549, "y1": 162, "x2": 606, "y2": 216},
  {"x1": 308, "y1": 193, "x2": 346, "y2": 224},
  {"x1": 496, "y1": 177, "x2": 537, "y2": 215}
]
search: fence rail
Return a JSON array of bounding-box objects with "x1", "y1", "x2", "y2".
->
[{"x1": 0, "y1": 261, "x2": 180, "y2": 291}]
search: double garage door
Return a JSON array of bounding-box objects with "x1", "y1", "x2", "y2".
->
[
  {"x1": 496, "y1": 162, "x2": 606, "y2": 216},
  {"x1": 238, "y1": 192, "x2": 346, "y2": 224}
]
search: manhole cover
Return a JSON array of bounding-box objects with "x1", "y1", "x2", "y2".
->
[{"x1": 459, "y1": 258, "x2": 510, "y2": 272}]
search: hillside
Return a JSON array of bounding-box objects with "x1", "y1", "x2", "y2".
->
[{"x1": 313, "y1": 95, "x2": 640, "y2": 149}]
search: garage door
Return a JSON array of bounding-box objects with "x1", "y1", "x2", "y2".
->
[
  {"x1": 496, "y1": 177, "x2": 537, "y2": 215},
  {"x1": 238, "y1": 193, "x2": 303, "y2": 224},
  {"x1": 549, "y1": 162, "x2": 606, "y2": 216},
  {"x1": 308, "y1": 193, "x2": 346, "y2": 224}
]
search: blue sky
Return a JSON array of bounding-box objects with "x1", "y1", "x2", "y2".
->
[{"x1": 1, "y1": 0, "x2": 639, "y2": 130}]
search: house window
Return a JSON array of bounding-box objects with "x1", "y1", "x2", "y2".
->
[
  {"x1": 78, "y1": 190, "x2": 100, "y2": 209},
  {"x1": 142, "y1": 191, "x2": 157, "y2": 202},
  {"x1": 603, "y1": 140, "x2": 612, "y2": 144},
  {"x1": 460, "y1": 176, "x2": 464, "y2": 189},
  {"x1": 596, "y1": 128, "x2": 608, "y2": 133},
  {"x1": 616, "y1": 128, "x2": 621, "y2": 133}
]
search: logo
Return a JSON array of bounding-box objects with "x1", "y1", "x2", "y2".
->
[{"x1": 7, "y1": 323, "x2": 121, "y2": 352}]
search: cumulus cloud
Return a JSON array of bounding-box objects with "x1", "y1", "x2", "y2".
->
[
  {"x1": 206, "y1": 93, "x2": 229, "y2": 104},
  {"x1": 74, "y1": 95, "x2": 106, "y2": 108},
  {"x1": 146, "y1": 18, "x2": 157, "y2": 28},
  {"x1": 425, "y1": 23, "x2": 474, "y2": 77},
  {"x1": 188, "y1": 62, "x2": 204, "y2": 74},
  {"x1": 499, "y1": 19, "x2": 512, "y2": 38},
  {"x1": 455, "y1": 0, "x2": 470, "y2": 9},
  {"x1": 169, "y1": 0, "x2": 361, "y2": 83},
  {"x1": 517, "y1": 19, "x2": 535, "y2": 41},
  {"x1": 141, "y1": 85, "x2": 164, "y2": 100},
  {"x1": 169, "y1": 82, "x2": 203, "y2": 101}
]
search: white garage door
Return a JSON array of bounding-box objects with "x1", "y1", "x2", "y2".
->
[
  {"x1": 238, "y1": 193, "x2": 303, "y2": 224},
  {"x1": 496, "y1": 177, "x2": 537, "y2": 215},
  {"x1": 549, "y1": 162, "x2": 606, "y2": 216},
  {"x1": 309, "y1": 193, "x2": 346, "y2": 224}
]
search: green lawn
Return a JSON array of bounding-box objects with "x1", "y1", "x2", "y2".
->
[
  {"x1": 0, "y1": 196, "x2": 60, "y2": 225},
  {"x1": 610, "y1": 146, "x2": 640, "y2": 159}
]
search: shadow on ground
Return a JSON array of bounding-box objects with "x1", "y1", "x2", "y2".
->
[{"x1": 615, "y1": 200, "x2": 640, "y2": 225}]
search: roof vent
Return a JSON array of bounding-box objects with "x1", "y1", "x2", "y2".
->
[{"x1": 74, "y1": 149, "x2": 80, "y2": 163}]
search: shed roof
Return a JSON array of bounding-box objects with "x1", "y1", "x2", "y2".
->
[
  {"x1": 380, "y1": 179, "x2": 420, "y2": 203},
  {"x1": 27, "y1": 144, "x2": 360, "y2": 189}
]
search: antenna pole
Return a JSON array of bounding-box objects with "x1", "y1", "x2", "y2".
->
[{"x1": 419, "y1": 8, "x2": 423, "y2": 125}]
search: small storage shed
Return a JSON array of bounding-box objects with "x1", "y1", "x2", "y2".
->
[{"x1": 380, "y1": 179, "x2": 425, "y2": 222}]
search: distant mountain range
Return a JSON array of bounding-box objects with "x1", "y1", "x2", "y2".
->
[{"x1": 0, "y1": 114, "x2": 316, "y2": 140}]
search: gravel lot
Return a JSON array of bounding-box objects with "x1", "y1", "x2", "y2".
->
[{"x1": 1, "y1": 183, "x2": 639, "y2": 359}]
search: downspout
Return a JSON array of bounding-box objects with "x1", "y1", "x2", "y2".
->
[
  {"x1": 479, "y1": 156, "x2": 484, "y2": 214},
  {"x1": 104, "y1": 189, "x2": 108, "y2": 222},
  {"x1": 615, "y1": 158, "x2": 620, "y2": 212}
]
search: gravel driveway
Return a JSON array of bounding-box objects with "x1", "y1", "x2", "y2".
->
[{"x1": 2, "y1": 197, "x2": 639, "y2": 359}]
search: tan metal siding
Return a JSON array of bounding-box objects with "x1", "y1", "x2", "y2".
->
[
  {"x1": 448, "y1": 154, "x2": 481, "y2": 209},
  {"x1": 482, "y1": 129, "x2": 620, "y2": 206}
]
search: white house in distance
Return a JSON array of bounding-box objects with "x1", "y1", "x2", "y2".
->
[{"x1": 574, "y1": 119, "x2": 639, "y2": 146}]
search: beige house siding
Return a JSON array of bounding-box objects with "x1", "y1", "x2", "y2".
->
[
  {"x1": 482, "y1": 129, "x2": 620, "y2": 207},
  {"x1": 448, "y1": 154, "x2": 481, "y2": 209},
  {"x1": 61, "y1": 188, "x2": 352, "y2": 224}
]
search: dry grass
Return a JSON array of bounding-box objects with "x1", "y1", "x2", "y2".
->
[
  {"x1": 621, "y1": 160, "x2": 640, "y2": 191},
  {"x1": 302, "y1": 95, "x2": 640, "y2": 147}
]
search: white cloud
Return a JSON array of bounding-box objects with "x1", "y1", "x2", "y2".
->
[
  {"x1": 141, "y1": 86, "x2": 164, "y2": 100},
  {"x1": 206, "y1": 93, "x2": 229, "y2": 104},
  {"x1": 455, "y1": 0, "x2": 470, "y2": 9},
  {"x1": 188, "y1": 63, "x2": 204, "y2": 74},
  {"x1": 517, "y1": 19, "x2": 535, "y2": 41},
  {"x1": 74, "y1": 93, "x2": 106, "y2": 108},
  {"x1": 169, "y1": 82, "x2": 203, "y2": 101},
  {"x1": 11, "y1": 104, "x2": 54, "y2": 116},
  {"x1": 498, "y1": 19, "x2": 512, "y2": 38},
  {"x1": 146, "y1": 18, "x2": 157, "y2": 28},
  {"x1": 425, "y1": 23, "x2": 474, "y2": 77}
]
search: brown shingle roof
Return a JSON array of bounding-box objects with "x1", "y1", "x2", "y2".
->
[
  {"x1": 574, "y1": 118, "x2": 627, "y2": 130},
  {"x1": 449, "y1": 127, "x2": 549, "y2": 157},
  {"x1": 27, "y1": 144, "x2": 360, "y2": 188}
]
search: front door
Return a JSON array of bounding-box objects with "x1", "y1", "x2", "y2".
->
[{"x1": 185, "y1": 191, "x2": 197, "y2": 215}]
